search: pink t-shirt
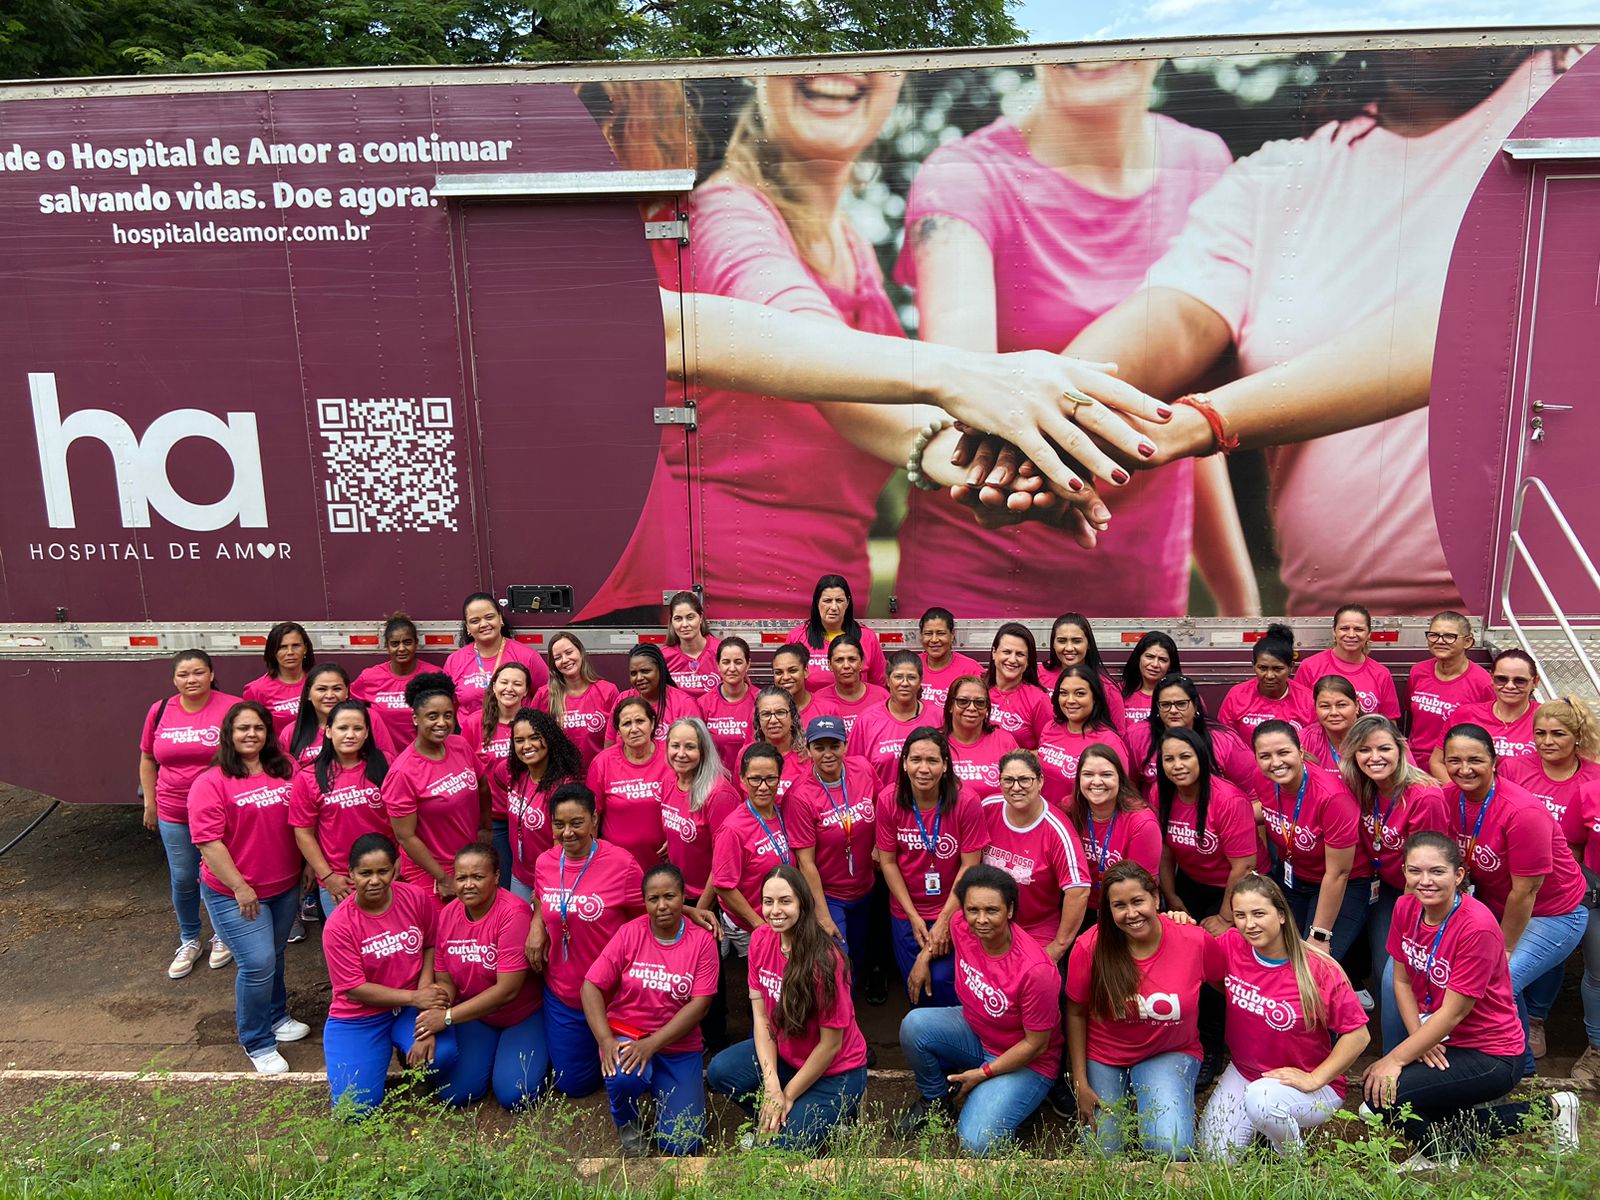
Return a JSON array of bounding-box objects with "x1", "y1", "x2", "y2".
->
[
  {"x1": 531, "y1": 679, "x2": 620, "y2": 769},
  {"x1": 442, "y1": 639, "x2": 549, "y2": 719},
  {"x1": 322, "y1": 881, "x2": 437, "y2": 1020},
  {"x1": 278, "y1": 717, "x2": 399, "y2": 770},
  {"x1": 785, "y1": 625, "x2": 890, "y2": 692},
  {"x1": 533, "y1": 839, "x2": 644, "y2": 1006},
  {"x1": 458, "y1": 711, "x2": 516, "y2": 820},
  {"x1": 920, "y1": 654, "x2": 984, "y2": 708},
  {"x1": 950, "y1": 912, "x2": 1063, "y2": 1079},
  {"x1": 242, "y1": 674, "x2": 304, "y2": 735},
  {"x1": 505, "y1": 774, "x2": 559, "y2": 889},
  {"x1": 1452, "y1": 701, "x2": 1540, "y2": 764},
  {"x1": 140, "y1": 691, "x2": 243, "y2": 823},
  {"x1": 187, "y1": 766, "x2": 300, "y2": 897},
  {"x1": 1066, "y1": 920, "x2": 1227, "y2": 1065},
  {"x1": 1162, "y1": 778, "x2": 1261, "y2": 887},
  {"x1": 1249, "y1": 765, "x2": 1359, "y2": 887},
  {"x1": 1128, "y1": 721, "x2": 1256, "y2": 791},
  {"x1": 1406, "y1": 661, "x2": 1494, "y2": 765},
  {"x1": 1388, "y1": 892, "x2": 1525, "y2": 1058},
  {"x1": 611, "y1": 687, "x2": 704, "y2": 746},
  {"x1": 660, "y1": 778, "x2": 742, "y2": 898},
  {"x1": 1144, "y1": 55, "x2": 1556, "y2": 614},
  {"x1": 980, "y1": 798, "x2": 1089, "y2": 946},
  {"x1": 350, "y1": 660, "x2": 438, "y2": 748},
  {"x1": 1036, "y1": 725, "x2": 1128, "y2": 811},
  {"x1": 711, "y1": 801, "x2": 795, "y2": 930},
  {"x1": 988, "y1": 683, "x2": 1051, "y2": 750},
  {"x1": 1298, "y1": 651, "x2": 1400, "y2": 720},
  {"x1": 892, "y1": 115, "x2": 1231, "y2": 618},
  {"x1": 1122, "y1": 688, "x2": 1154, "y2": 729},
  {"x1": 1219, "y1": 928, "x2": 1369, "y2": 1098},
  {"x1": 1362, "y1": 782, "x2": 1451, "y2": 890},
  {"x1": 584, "y1": 914, "x2": 720, "y2": 1052},
  {"x1": 380, "y1": 737, "x2": 484, "y2": 885},
  {"x1": 1445, "y1": 778, "x2": 1587, "y2": 919},
  {"x1": 1217, "y1": 679, "x2": 1315, "y2": 741},
  {"x1": 1040, "y1": 669, "x2": 1128, "y2": 737},
  {"x1": 811, "y1": 683, "x2": 891, "y2": 739},
  {"x1": 435, "y1": 889, "x2": 540, "y2": 1028},
  {"x1": 948, "y1": 727, "x2": 1019, "y2": 794},
  {"x1": 579, "y1": 181, "x2": 900, "y2": 620},
  {"x1": 663, "y1": 639, "x2": 723, "y2": 697},
  {"x1": 874, "y1": 787, "x2": 987, "y2": 921},
  {"x1": 786, "y1": 760, "x2": 880, "y2": 902},
  {"x1": 1501, "y1": 757, "x2": 1600, "y2": 845},
  {"x1": 288, "y1": 761, "x2": 389, "y2": 875},
  {"x1": 697, "y1": 686, "x2": 756, "y2": 773},
  {"x1": 848, "y1": 702, "x2": 946, "y2": 790},
  {"x1": 585, "y1": 743, "x2": 676, "y2": 871},
  {"x1": 748, "y1": 923, "x2": 869, "y2": 1074},
  {"x1": 1079, "y1": 806, "x2": 1162, "y2": 907}
]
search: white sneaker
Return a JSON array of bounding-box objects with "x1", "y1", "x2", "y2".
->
[
  {"x1": 736, "y1": 1132, "x2": 757, "y2": 1151},
  {"x1": 248, "y1": 1048, "x2": 289, "y2": 1074},
  {"x1": 167, "y1": 940, "x2": 203, "y2": 980},
  {"x1": 1356, "y1": 988, "x2": 1375, "y2": 1013},
  {"x1": 1552, "y1": 1091, "x2": 1580, "y2": 1154},
  {"x1": 272, "y1": 1016, "x2": 311, "y2": 1042},
  {"x1": 1357, "y1": 1102, "x2": 1375, "y2": 1119},
  {"x1": 1397, "y1": 1150, "x2": 1458, "y2": 1173},
  {"x1": 208, "y1": 939, "x2": 233, "y2": 970}
]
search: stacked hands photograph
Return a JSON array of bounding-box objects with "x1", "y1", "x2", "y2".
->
[{"x1": 4, "y1": 21, "x2": 1600, "y2": 1179}]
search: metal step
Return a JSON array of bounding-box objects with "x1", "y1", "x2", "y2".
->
[{"x1": 1485, "y1": 627, "x2": 1600, "y2": 705}]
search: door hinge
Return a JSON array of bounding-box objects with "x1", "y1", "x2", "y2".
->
[
  {"x1": 644, "y1": 215, "x2": 689, "y2": 244},
  {"x1": 654, "y1": 406, "x2": 697, "y2": 429}
]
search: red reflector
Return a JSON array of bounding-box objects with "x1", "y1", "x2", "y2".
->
[
  {"x1": 129, "y1": 635, "x2": 159, "y2": 647},
  {"x1": 1119, "y1": 632, "x2": 1146, "y2": 644},
  {"x1": 637, "y1": 634, "x2": 666, "y2": 645},
  {"x1": 880, "y1": 633, "x2": 905, "y2": 645},
  {"x1": 514, "y1": 633, "x2": 546, "y2": 645},
  {"x1": 349, "y1": 635, "x2": 379, "y2": 647},
  {"x1": 423, "y1": 634, "x2": 455, "y2": 646},
  {"x1": 239, "y1": 635, "x2": 267, "y2": 647},
  {"x1": 1242, "y1": 631, "x2": 1265, "y2": 643},
  {"x1": 1370, "y1": 631, "x2": 1400, "y2": 643},
  {"x1": 760, "y1": 633, "x2": 788, "y2": 644}
]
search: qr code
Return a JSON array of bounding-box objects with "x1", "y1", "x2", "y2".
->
[{"x1": 317, "y1": 396, "x2": 460, "y2": 534}]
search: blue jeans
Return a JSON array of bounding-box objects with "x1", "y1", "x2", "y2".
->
[
  {"x1": 1083, "y1": 1053, "x2": 1200, "y2": 1159},
  {"x1": 491, "y1": 818, "x2": 512, "y2": 890},
  {"x1": 899, "y1": 1005, "x2": 1052, "y2": 1156},
  {"x1": 603, "y1": 1047, "x2": 706, "y2": 1154},
  {"x1": 157, "y1": 819, "x2": 203, "y2": 945},
  {"x1": 1509, "y1": 904, "x2": 1588, "y2": 1074},
  {"x1": 1278, "y1": 867, "x2": 1370, "y2": 963},
  {"x1": 706, "y1": 1039, "x2": 867, "y2": 1151},
  {"x1": 509, "y1": 876, "x2": 534, "y2": 903},
  {"x1": 891, "y1": 916, "x2": 957, "y2": 1008},
  {"x1": 1583, "y1": 906, "x2": 1600, "y2": 1049},
  {"x1": 435, "y1": 1008, "x2": 548, "y2": 1109},
  {"x1": 826, "y1": 892, "x2": 872, "y2": 978},
  {"x1": 1372, "y1": 1046, "x2": 1533, "y2": 1159},
  {"x1": 200, "y1": 885, "x2": 299, "y2": 1055},
  {"x1": 323, "y1": 1008, "x2": 458, "y2": 1114},
  {"x1": 545, "y1": 991, "x2": 602, "y2": 1097}
]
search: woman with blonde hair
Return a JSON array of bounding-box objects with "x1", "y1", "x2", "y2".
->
[{"x1": 535, "y1": 632, "x2": 619, "y2": 770}]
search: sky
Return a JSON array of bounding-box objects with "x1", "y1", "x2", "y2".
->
[{"x1": 1012, "y1": 0, "x2": 1597, "y2": 44}]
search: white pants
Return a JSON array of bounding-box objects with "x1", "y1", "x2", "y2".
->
[{"x1": 1198, "y1": 1064, "x2": 1341, "y2": 1160}]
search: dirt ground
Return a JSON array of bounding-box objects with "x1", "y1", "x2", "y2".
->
[{"x1": 1, "y1": 785, "x2": 1590, "y2": 1085}]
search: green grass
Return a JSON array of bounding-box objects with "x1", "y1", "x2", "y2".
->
[{"x1": 2, "y1": 1079, "x2": 1598, "y2": 1200}]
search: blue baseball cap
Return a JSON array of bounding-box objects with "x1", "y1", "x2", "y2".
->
[{"x1": 806, "y1": 715, "x2": 848, "y2": 744}]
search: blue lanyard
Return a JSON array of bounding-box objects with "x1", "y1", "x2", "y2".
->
[
  {"x1": 816, "y1": 771, "x2": 856, "y2": 876},
  {"x1": 1371, "y1": 786, "x2": 1402, "y2": 870},
  {"x1": 911, "y1": 800, "x2": 943, "y2": 854},
  {"x1": 475, "y1": 640, "x2": 505, "y2": 681},
  {"x1": 1273, "y1": 771, "x2": 1310, "y2": 850},
  {"x1": 746, "y1": 800, "x2": 791, "y2": 865},
  {"x1": 557, "y1": 842, "x2": 597, "y2": 959},
  {"x1": 1416, "y1": 894, "x2": 1461, "y2": 1008},
  {"x1": 1088, "y1": 810, "x2": 1119, "y2": 872},
  {"x1": 1458, "y1": 784, "x2": 1495, "y2": 869},
  {"x1": 656, "y1": 918, "x2": 687, "y2": 947}
]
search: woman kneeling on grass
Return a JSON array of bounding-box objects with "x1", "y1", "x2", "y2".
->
[
  {"x1": 1199, "y1": 873, "x2": 1371, "y2": 1159},
  {"x1": 581, "y1": 864, "x2": 720, "y2": 1157},
  {"x1": 1066, "y1": 862, "x2": 1226, "y2": 1160},
  {"x1": 707, "y1": 865, "x2": 870, "y2": 1150},
  {"x1": 1362, "y1": 832, "x2": 1579, "y2": 1169},
  {"x1": 321, "y1": 834, "x2": 457, "y2": 1113},
  {"x1": 896, "y1": 865, "x2": 1062, "y2": 1155}
]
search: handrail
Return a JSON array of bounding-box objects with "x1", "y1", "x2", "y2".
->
[{"x1": 1499, "y1": 476, "x2": 1600, "y2": 699}]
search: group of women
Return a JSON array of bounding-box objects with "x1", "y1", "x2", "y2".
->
[{"x1": 137, "y1": 583, "x2": 1596, "y2": 1165}]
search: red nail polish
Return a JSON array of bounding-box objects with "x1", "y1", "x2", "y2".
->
[
  {"x1": 1155, "y1": 405, "x2": 1173, "y2": 420},
  {"x1": 1067, "y1": 477, "x2": 1084, "y2": 492},
  {"x1": 1111, "y1": 468, "x2": 1130, "y2": 485},
  {"x1": 1138, "y1": 441, "x2": 1156, "y2": 458}
]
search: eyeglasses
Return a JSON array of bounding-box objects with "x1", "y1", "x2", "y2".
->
[
  {"x1": 952, "y1": 697, "x2": 990, "y2": 709},
  {"x1": 1425, "y1": 631, "x2": 1461, "y2": 644},
  {"x1": 1492, "y1": 675, "x2": 1532, "y2": 688},
  {"x1": 744, "y1": 776, "x2": 781, "y2": 790},
  {"x1": 999, "y1": 776, "x2": 1038, "y2": 789},
  {"x1": 1157, "y1": 699, "x2": 1193, "y2": 712}
]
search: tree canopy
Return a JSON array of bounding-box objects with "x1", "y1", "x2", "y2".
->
[{"x1": 0, "y1": 0, "x2": 1023, "y2": 78}]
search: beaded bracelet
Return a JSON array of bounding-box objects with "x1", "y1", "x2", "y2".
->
[
  {"x1": 905, "y1": 416, "x2": 956, "y2": 491},
  {"x1": 1174, "y1": 392, "x2": 1238, "y2": 456}
]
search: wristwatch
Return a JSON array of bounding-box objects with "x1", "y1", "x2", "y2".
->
[
  {"x1": 444, "y1": 1007, "x2": 454, "y2": 1027},
  {"x1": 1308, "y1": 927, "x2": 1333, "y2": 945}
]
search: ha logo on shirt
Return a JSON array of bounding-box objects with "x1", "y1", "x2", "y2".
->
[
  {"x1": 1133, "y1": 992, "x2": 1182, "y2": 1023},
  {"x1": 1469, "y1": 844, "x2": 1503, "y2": 874}
]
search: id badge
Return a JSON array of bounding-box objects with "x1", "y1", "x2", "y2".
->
[
  {"x1": 1369, "y1": 879, "x2": 1381, "y2": 905},
  {"x1": 1282, "y1": 862, "x2": 1295, "y2": 890},
  {"x1": 924, "y1": 871, "x2": 943, "y2": 896}
]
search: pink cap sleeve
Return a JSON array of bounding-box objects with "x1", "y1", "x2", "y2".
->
[
  {"x1": 1319, "y1": 780, "x2": 1360, "y2": 851},
  {"x1": 186, "y1": 770, "x2": 227, "y2": 844},
  {"x1": 710, "y1": 822, "x2": 742, "y2": 890},
  {"x1": 955, "y1": 792, "x2": 988, "y2": 854},
  {"x1": 288, "y1": 769, "x2": 319, "y2": 829},
  {"x1": 817, "y1": 951, "x2": 856, "y2": 1030},
  {"x1": 323, "y1": 914, "x2": 368, "y2": 996},
  {"x1": 1441, "y1": 921, "x2": 1499, "y2": 1001},
  {"x1": 691, "y1": 928, "x2": 721, "y2": 997},
  {"x1": 1201, "y1": 927, "x2": 1228, "y2": 983},
  {"x1": 691, "y1": 183, "x2": 839, "y2": 319},
  {"x1": 583, "y1": 925, "x2": 626, "y2": 992},
  {"x1": 495, "y1": 898, "x2": 532, "y2": 974},
  {"x1": 1019, "y1": 958, "x2": 1063, "y2": 1032},
  {"x1": 380, "y1": 761, "x2": 418, "y2": 820},
  {"x1": 1315, "y1": 955, "x2": 1370, "y2": 1035},
  {"x1": 1127, "y1": 810, "x2": 1163, "y2": 875},
  {"x1": 874, "y1": 795, "x2": 899, "y2": 854},
  {"x1": 785, "y1": 788, "x2": 819, "y2": 851},
  {"x1": 895, "y1": 133, "x2": 1008, "y2": 291}
]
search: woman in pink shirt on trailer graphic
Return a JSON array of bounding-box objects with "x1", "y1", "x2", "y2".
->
[
  {"x1": 533, "y1": 631, "x2": 619, "y2": 770},
  {"x1": 662, "y1": 591, "x2": 722, "y2": 697}
]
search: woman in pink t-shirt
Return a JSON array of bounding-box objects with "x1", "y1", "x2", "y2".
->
[
  {"x1": 985, "y1": 623, "x2": 1051, "y2": 751},
  {"x1": 1408, "y1": 611, "x2": 1493, "y2": 780},
  {"x1": 893, "y1": 60, "x2": 1251, "y2": 619},
  {"x1": 1117, "y1": 631, "x2": 1180, "y2": 731},
  {"x1": 770, "y1": 643, "x2": 823, "y2": 735},
  {"x1": 352, "y1": 614, "x2": 437, "y2": 750},
  {"x1": 1439, "y1": 649, "x2": 1542, "y2": 773},
  {"x1": 896, "y1": 865, "x2": 1062, "y2": 1155},
  {"x1": 848, "y1": 651, "x2": 943, "y2": 790},
  {"x1": 283, "y1": 663, "x2": 399, "y2": 770},
  {"x1": 532, "y1": 631, "x2": 620, "y2": 771},
  {"x1": 320, "y1": 833, "x2": 454, "y2": 1113},
  {"x1": 810, "y1": 634, "x2": 889, "y2": 738},
  {"x1": 242, "y1": 621, "x2": 313, "y2": 735},
  {"x1": 979, "y1": 749, "x2": 1090, "y2": 958},
  {"x1": 442, "y1": 592, "x2": 548, "y2": 720},
  {"x1": 787, "y1": 717, "x2": 879, "y2": 969},
  {"x1": 661, "y1": 717, "x2": 741, "y2": 909},
  {"x1": 750, "y1": 686, "x2": 808, "y2": 801},
  {"x1": 189, "y1": 700, "x2": 307, "y2": 1073},
  {"x1": 707, "y1": 864, "x2": 869, "y2": 1150},
  {"x1": 581, "y1": 862, "x2": 720, "y2": 1157},
  {"x1": 1364, "y1": 833, "x2": 1577, "y2": 1165},
  {"x1": 503, "y1": 708, "x2": 584, "y2": 902},
  {"x1": 1066, "y1": 862, "x2": 1227, "y2": 1159},
  {"x1": 1199, "y1": 874, "x2": 1371, "y2": 1159},
  {"x1": 611, "y1": 644, "x2": 703, "y2": 746},
  {"x1": 944, "y1": 674, "x2": 1019, "y2": 796},
  {"x1": 712, "y1": 743, "x2": 797, "y2": 935},
  {"x1": 1068, "y1": 745, "x2": 1160, "y2": 913},
  {"x1": 1296, "y1": 605, "x2": 1401, "y2": 719},
  {"x1": 917, "y1": 607, "x2": 984, "y2": 709},
  {"x1": 459, "y1": 661, "x2": 535, "y2": 889},
  {"x1": 1300, "y1": 674, "x2": 1362, "y2": 771},
  {"x1": 1128, "y1": 674, "x2": 1255, "y2": 792},
  {"x1": 1040, "y1": 615, "x2": 1128, "y2": 736},
  {"x1": 786, "y1": 576, "x2": 888, "y2": 691},
  {"x1": 698, "y1": 636, "x2": 756, "y2": 773},
  {"x1": 291, "y1": 699, "x2": 392, "y2": 916},
  {"x1": 661, "y1": 590, "x2": 721, "y2": 697},
  {"x1": 419, "y1": 842, "x2": 547, "y2": 1110},
  {"x1": 1038, "y1": 666, "x2": 1129, "y2": 810},
  {"x1": 138, "y1": 648, "x2": 243, "y2": 979},
  {"x1": 587, "y1": 695, "x2": 675, "y2": 871},
  {"x1": 1217, "y1": 624, "x2": 1314, "y2": 741}
]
